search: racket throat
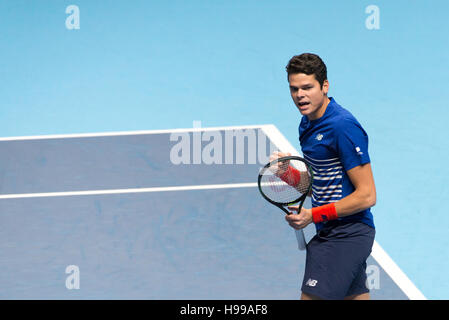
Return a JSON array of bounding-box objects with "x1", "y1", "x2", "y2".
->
[
  {"x1": 279, "y1": 203, "x2": 304, "y2": 215},
  {"x1": 279, "y1": 206, "x2": 291, "y2": 215}
]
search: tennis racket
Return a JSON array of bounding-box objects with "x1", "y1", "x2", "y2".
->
[{"x1": 257, "y1": 155, "x2": 313, "y2": 250}]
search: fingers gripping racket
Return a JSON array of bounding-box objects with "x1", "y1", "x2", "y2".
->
[{"x1": 257, "y1": 156, "x2": 313, "y2": 250}]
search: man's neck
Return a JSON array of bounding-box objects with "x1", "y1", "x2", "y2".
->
[{"x1": 308, "y1": 96, "x2": 330, "y2": 121}]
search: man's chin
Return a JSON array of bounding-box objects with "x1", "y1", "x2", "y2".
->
[{"x1": 297, "y1": 108, "x2": 310, "y2": 116}]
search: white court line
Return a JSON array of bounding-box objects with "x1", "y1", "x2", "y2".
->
[
  {"x1": 261, "y1": 124, "x2": 427, "y2": 300},
  {"x1": 0, "y1": 124, "x2": 270, "y2": 141},
  {"x1": 0, "y1": 183, "x2": 258, "y2": 200},
  {"x1": 371, "y1": 242, "x2": 426, "y2": 300}
]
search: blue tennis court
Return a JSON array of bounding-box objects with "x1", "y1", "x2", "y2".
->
[{"x1": 0, "y1": 126, "x2": 422, "y2": 299}]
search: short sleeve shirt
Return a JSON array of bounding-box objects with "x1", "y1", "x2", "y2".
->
[{"x1": 299, "y1": 97, "x2": 375, "y2": 230}]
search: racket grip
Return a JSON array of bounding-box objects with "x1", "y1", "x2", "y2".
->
[{"x1": 295, "y1": 229, "x2": 307, "y2": 250}]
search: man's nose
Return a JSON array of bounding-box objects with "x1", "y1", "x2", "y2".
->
[{"x1": 295, "y1": 90, "x2": 305, "y2": 100}]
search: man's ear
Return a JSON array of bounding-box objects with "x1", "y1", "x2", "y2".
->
[{"x1": 322, "y1": 79, "x2": 329, "y2": 95}]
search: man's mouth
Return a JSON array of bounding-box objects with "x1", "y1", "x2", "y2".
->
[{"x1": 297, "y1": 101, "x2": 310, "y2": 107}]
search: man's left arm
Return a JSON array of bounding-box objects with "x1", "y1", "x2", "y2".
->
[{"x1": 334, "y1": 162, "x2": 376, "y2": 217}]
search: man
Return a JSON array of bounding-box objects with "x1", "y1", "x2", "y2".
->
[{"x1": 279, "y1": 53, "x2": 377, "y2": 300}]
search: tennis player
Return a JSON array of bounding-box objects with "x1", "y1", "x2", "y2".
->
[{"x1": 279, "y1": 53, "x2": 377, "y2": 300}]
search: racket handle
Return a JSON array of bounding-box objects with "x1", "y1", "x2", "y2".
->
[{"x1": 295, "y1": 229, "x2": 307, "y2": 250}]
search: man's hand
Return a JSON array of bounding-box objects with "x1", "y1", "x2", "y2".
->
[
  {"x1": 269, "y1": 151, "x2": 291, "y2": 162},
  {"x1": 269, "y1": 151, "x2": 291, "y2": 176},
  {"x1": 285, "y1": 205, "x2": 313, "y2": 230}
]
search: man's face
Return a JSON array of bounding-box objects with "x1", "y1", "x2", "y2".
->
[{"x1": 288, "y1": 73, "x2": 329, "y2": 120}]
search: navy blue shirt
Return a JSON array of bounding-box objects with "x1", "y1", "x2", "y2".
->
[{"x1": 299, "y1": 97, "x2": 375, "y2": 230}]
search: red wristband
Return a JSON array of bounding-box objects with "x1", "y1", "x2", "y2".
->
[
  {"x1": 312, "y1": 203, "x2": 338, "y2": 223},
  {"x1": 279, "y1": 166, "x2": 301, "y2": 187}
]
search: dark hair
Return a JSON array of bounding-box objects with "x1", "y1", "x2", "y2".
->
[{"x1": 286, "y1": 53, "x2": 327, "y2": 88}]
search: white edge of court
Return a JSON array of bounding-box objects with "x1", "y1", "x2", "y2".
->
[
  {"x1": 261, "y1": 124, "x2": 427, "y2": 300},
  {"x1": 0, "y1": 124, "x2": 269, "y2": 141}
]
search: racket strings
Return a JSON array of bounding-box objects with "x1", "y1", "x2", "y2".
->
[{"x1": 259, "y1": 159, "x2": 312, "y2": 204}]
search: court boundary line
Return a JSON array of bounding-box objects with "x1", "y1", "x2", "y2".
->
[
  {"x1": 261, "y1": 124, "x2": 427, "y2": 300},
  {"x1": 0, "y1": 183, "x2": 258, "y2": 199},
  {"x1": 0, "y1": 124, "x2": 269, "y2": 141}
]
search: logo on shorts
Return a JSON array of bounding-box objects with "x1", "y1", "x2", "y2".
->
[
  {"x1": 305, "y1": 278, "x2": 318, "y2": 287},
  {"x1": 315, "y1": 134, "x2": 323, "y2": 141}
]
